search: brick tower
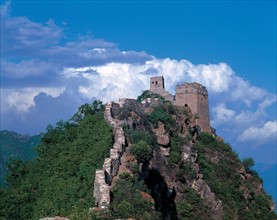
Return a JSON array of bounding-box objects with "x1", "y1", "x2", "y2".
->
[
  {"x1": 150, "y1": 76, "x2": 165, "y2": 94},
  {"x1": 149, "y1": 76, "x2": 174, "y2": 103},
  {"x1": 175, "y1": 82, "x2": 211, "y2": 132}
]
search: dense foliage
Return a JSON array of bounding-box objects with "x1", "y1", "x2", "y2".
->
[
  {"x1": 1, "y1": 94, "x2": 275, "y2": 219},
  {"x1": 193, "y1": 132, "x2": 276, "y2": 219},
  {"x1": 0, "y1": 101, "x2": 113, "y2": 219},
  {"x1": 130, "y1": 140, "x2": 152, "y2": 163},
  {"x1": 242, "y1": 157, "x2": 255, "y2": 173},
  {"x1": 176, "y1": 187, "x2": 213, "y2": 220},
  {"x1": 147, "y1": 105, "x2": 175, "y2": 130},
  {"x1": 136, "y1": 90, "x2": 165, "y2": 103},
  {"x1": 168, "y1": 134, "x2": 185, "y2": 165},
  {"x1": 110, "y1": 173, "x2": 160, "y2": 220},
  {"x1": 123, "y1": 96, "x2": 276, "y2": 219}
]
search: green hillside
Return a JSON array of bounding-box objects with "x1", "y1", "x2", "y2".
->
[
  {"x1": 0, "y1": 98, "x2": 275, "y2": 220},
  {"x1": 0, "y1": 101, "x2": 113, "y2": 219},
  {"x1": 0, "y1": 130, "x2": 42, "y2": 186}
]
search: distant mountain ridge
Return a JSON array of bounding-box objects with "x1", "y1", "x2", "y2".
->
[{"x1": 0, "y1": 130, "x2": 42, "y2": 186}]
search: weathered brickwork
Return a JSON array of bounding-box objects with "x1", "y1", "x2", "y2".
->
[
  {"x1": 93, "y1": 76, "x2": 211, "y2": 209},
  {"x1": 93, "y1": 102, "x2": 126, "y2": 209},
  {"x1": 150, "y1": 76, "x2": 211, "y2": 132},
  {"x1": 93, "y1": 98, "x2": 166, "y2": 209},
  {"x1": 175, "y1": 82, "x2": 210, "y2": 132},
  {"x1": 149, "y1": 76, "x2": 174, "y2": 103},
  {"x1": 150, "y1": 76, "x2": 165, "y2": 93}
]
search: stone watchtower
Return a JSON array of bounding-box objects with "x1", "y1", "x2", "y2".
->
[
  {"x1": 150, "y1": 76, "x2": 174, "y2": 102},
  {"x1": 149, "y1": 76, "x2": 210, "y2": 132},
  {"x1": 150, "y1": 76, "x2": 165, "y2": 94},
  {"x1": 175, "y1": 82, "x2": 210, "y2": 132}
]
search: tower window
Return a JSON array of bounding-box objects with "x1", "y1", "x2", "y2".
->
[
  {"x1": 152, "y1": 81, "x2": 154, "y2": 84},
  {"x1": 156, "y1": 81, "x2": 158, "y2": 85}
]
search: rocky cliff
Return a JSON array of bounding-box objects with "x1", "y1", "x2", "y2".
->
[{"x1": 93, "y1": 93, "x2": 276, "y2": 220}]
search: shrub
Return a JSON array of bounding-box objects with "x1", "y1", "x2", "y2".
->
[
  {"x1": 148, "y1": 107, "x2": 174, "y2": 130},
  {"x1": 176, "y1": 187, "x2": 212, "y2": 219},
  {"x1": 242, "y1": 157, "x2": 255, "y2": 173},
  {"x1": 168, "y1": 151, "x2": 181, "y2": 165},
  {"x1": 199, "y1": 132, "x2": 215, "y2": 145},
  {"x1": 128, "y1": 130, "x2": 155, "y2": 146},
  {"x1": 130, "y1": 140, "x2": 152, "y2": 163},
  {"x1": 136, "y1": 90, "x2": 164, "y2": 102},
  {"x1": 168, "y1": 134, "x2": 185, "y2": 165},
  {"x1": 111, "y1": 172, "x2": 157, "y2": 219},
  {"x1": 116, "y1": 200, "x2": 135, "y2": 218}
]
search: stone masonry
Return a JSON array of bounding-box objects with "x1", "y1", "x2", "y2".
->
[
  {"x1": 149, "y1": 76, "x2": 174, "y2": 103},
  {"x1": 93, "y1": 98, "x2": 163, "y2": 209},
  {"x1": 93, "y1": 102, "x2": 126, "y2": 209},
  {"x1": 175, "y1": 82, "x2": 210, "y2": 132},
  {"x1": 93, "y1": 76, "x2": 211, "y2": 209},
  {"x1": 150, "y1": 76, "x2": 211, "y2": 132}
]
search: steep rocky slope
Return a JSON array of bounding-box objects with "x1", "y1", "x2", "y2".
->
[
  {"x1": 0, "y1": 97, "x2": 275, "y2": 220},
  {"x1": 93, "y1": 92, "x2": 276, "y2": 219}
]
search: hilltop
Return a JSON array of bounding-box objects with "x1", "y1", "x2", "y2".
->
[
  {"x1": 0, "y1": 77, "x2": 276, "y2": 219},
  {"x1": 92, "y1": 91, "x2": 275, "y2": 219}
]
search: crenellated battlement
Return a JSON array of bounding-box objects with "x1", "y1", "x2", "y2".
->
[{"x1": 176, "y1": 82, "x2": 208, "y2": 96}]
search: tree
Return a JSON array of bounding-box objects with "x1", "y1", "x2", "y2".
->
[
  {"x1": 71, "y1": 100, "x2": 104, "y2": 123},
  {"x1": 91, "y1": 100, "x2": 104, "y2": 113},
  {"x1": 242, "y1": 157, "x2": 255, "y2": 173},
  {"x1": 130, "y1": 140, "x2": 152, "y2": 163},
  {"x1": 0, "y1": 105, "x2": 113, "y2": 219}
]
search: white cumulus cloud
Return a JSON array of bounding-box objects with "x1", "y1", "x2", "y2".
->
[
  {"x1": 60, "y1": 59, "x2": 276, "y2": 147},
  {"x1": 1, "y1": 87, "x2": 65, "y2": 112},
  {"x1": 211, "y1": 104, "x2": 236, "y2": 126},
  {"x1": 1, "y1": 0, "x2": 276, "y2": 153},
  {"x1": 238, "y1": 121, "x2": 277, "y2": 143}
]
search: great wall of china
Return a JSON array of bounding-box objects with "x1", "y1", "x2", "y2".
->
[{"x1": 92, "y1": 76, "x2": 212, "y2": 209}]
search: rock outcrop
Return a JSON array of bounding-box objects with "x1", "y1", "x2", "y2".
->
[
  {"x1": 92, "y1": 79, "x2": 275, "y2": 219},
  {"x1": 93, "y1": 98, "x2": 224, "y2": 218},
  {"x1": 149, "y1": 76, "x2": 211, "y2": 132},
  {"x1": 93, "y1": 98, "x2": 164, "y2": 209},
  {"x1": 181, "y1": 144, "x2": 224, "y2": 219},
  {"x1": 154, "y1": 121, "x2": 170, "y2": 146}
]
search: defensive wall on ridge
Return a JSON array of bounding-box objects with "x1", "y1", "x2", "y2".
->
[
  {"x1": 149, "y1": 76, "x2": 211, "y2": 132},
  {"x1": 93, "y1": 76, "x2": 211, "y2": 210}
]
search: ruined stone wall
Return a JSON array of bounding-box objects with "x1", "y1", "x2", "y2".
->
[
  {"x1": 93, "y1": 97, "x2": 169, "y2": 209},
  {"x1": 175, "y1": 82, "x2": 210, "y2": 132},
  {"x1": 149, "y1": 77, "x2": 210, "y2": 132},
  {"x1": 93, "y1": 102, "x2": 126, "y2": 209},
  {"x1": 149, "y1": 76, "x2": 174, "y2": 103}
]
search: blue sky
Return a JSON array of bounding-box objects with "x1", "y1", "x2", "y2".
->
[
  {"x1": 0, "y1": 0, "x2": 276, "y2": 204},
  {"x1": 6, "y1": 0, "x2": 275, "y2": 91}
]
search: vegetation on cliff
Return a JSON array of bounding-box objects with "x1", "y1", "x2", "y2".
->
[
  {"x1": 194, "y1": 133, "x2": 275, "y2": 219},
  {"x1": 0, "y1": 101, "x2": 113, "y2": 219},
  {"x1": 110, "y1": 93, "x2": 276, "y2": 219},
  {"x1": 0, "y1": 95, "x2": 276, "y2": 220}
]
